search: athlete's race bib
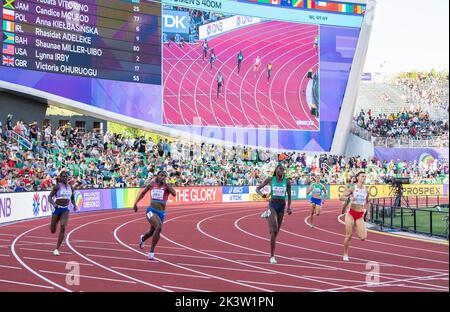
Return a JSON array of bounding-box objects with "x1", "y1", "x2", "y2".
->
[
  {"x1": 272, "y1": 186, "x2": 286, "y2": 197},
  {"x1": 151, "y1": 189, "x2": 165, "y2": 201}
]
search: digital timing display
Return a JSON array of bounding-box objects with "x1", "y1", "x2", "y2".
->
[{"x1": 1, "y1": 0, "x2": 161, "y2": 84}]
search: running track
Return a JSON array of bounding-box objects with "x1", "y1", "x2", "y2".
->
[
  {"x1": 0, "y1": 200, "x2": 448, "y2": 292},
  {"x1": 163, "y1": 21, "x2": 320, "y2": 130}
]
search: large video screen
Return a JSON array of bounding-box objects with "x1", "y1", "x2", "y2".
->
[
  {"x1": 162, "y1": 5, "x2": 361, "y2": 151},
  {"x1": 1, "y1": 0, "x2": 365, "y2": 151},
  {"x1": 0, "y1": 0, "x2": 162, "y2": 122}
]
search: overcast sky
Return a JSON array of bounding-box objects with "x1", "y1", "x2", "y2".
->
[{"x1": 363, "y1": 0, "x2": 449, "y2": 74}]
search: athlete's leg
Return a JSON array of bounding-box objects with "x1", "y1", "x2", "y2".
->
[
  {"x1": 355, "y1": 217, "x2": 367, "y2": 241},
  {"x1": 315, "y1": 203, "x2": 322, "y2": 216},
  {"x1": 50, "y1": 214, "x2": 60, "y2": 234},
  {"x1": 56, "y1": 210, "x2": 69, "y2": 250},
  {"x1": 267, "y1": 207, "x2": 279, "y2": 258},
  {"x1": 309, "y1": 203, "x2": 316, "y2": 227},
  {"x1": 142, "y1": 225, "x2": 155, "y2": 242},
  {"x1": 343, "y1": 213, "x2": 355, "y2": 259},
  {"x1": 147, "y1": 214, "x2": 163, "y2": 254}
]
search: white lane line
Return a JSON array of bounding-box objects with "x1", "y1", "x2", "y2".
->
[
  {"x1": 23, "y1": 257, "x2": 94, "y2": 267},
  {"x1": 114, "y1": 212, "x2": 275, "y2": 292},
  {"x1": 128, "y1": 244, "x2": 186, "y2": 251},
  {"x1": 200, "y1": 249, "x2": 267, "y2": 257},
  {"x1": 0, "y1": 234, "x2": 17, "y2": 237},
  {"x1": 317, "y1": 273, "x2": 449, "y2": 292},
  {"x1": 19, "y1": 247, "x2": 72, "y2": 255},
  {"x1": 237, "y1": 260, "x2": 337, "y2": 270},
  {"x1": 87, "y1": 254, "x2": 152, "y2": 263},
  {"x1": 237, "y1": 280, "x2": 320, "y2": 291},
  {"x1": 66, "y1": 214, "x2": 173, "y2": 292},
  {"x1": 8, "y1": 210, "x2": 128, "y2": 293},
  {"x1": 300, "y1": 216, "x2": 448, "y2": 265},
  {"x1": 177, "y1": 263, "x2": 277, "y2": 274},
  {"x1": 0, "y1": 264, "x2": 22, "y2": 270},
  {"x1": 70, "y1": 245, "x2": 132, "y2": 252},
  {"x1": 21, "y1": 235, "x2": 55, "y2": 241},
  {"x1": 39, "y1": 270, "x2": 137, "y2": 284},
  {"x1": 150, "y1": 252, "x2": 219, "y2": 260},
  {"x1": 336, "y1": 214, "x2": 449, "y2": 254},
  {"x1": 0, "y1": 279, "x2": 54, "y2": 289},
  {"x1": 0, "y1": 238, "x2": 11, "y2": 242},
  {"x1": 163, "y1": 285, "x2": 211, "y2": 292},
  {"x1": 112, "y1": 267, "x2": 210, "y2": 279},
  {"x1": 292, "y1": 257, "x2": 367, "y2": 265},
  {"x1": 12, "y1": 230, "x2": 72, "y2": 292},
  {"x1": 0, "y1": 254, "x2": 10, "y2": 257},
  {"x1": 195, "y1": 210, "x2": 372, "y2": 292},
  {"x1": 20, "y1": 241, "x2": 57, "y2": 246},
  {"x1": 366, "y1": 284, "x2": 448, "y2": 292},
  {"x1": 235, "y1": 211, "x2": 446, "y2": 291},
  {"x1": 303, "y1": 275, "x2": 369, "y2": 284},
  {"x1": 418, "y1": 268, "x2": 449, "y2": 272}
]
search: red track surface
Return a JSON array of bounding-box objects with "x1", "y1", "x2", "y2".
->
[
  {"x1": 0, "y1": 200, "x2": 448, "y2": 292},
  {"x1": 163, "y1": 21, "x2": 320, "y2": 130}
]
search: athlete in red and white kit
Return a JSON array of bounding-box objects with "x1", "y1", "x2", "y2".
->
[{"x1": 341, "y1": 172, "x2": 370, "y2": 262}]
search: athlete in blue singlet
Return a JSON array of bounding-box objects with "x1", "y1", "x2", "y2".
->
[
  {"x1": 306, "y1": 174, "x2": 327, "y2": 228},
  {"x1": 48, "y1": 170, "x2": 77, "y2": 256}
]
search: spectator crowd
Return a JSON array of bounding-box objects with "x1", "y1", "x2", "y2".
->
[
  {"x1": 392, "y1": 71, "x2": 449, "y2": 115},
  {"x1": 1, "y1": 115, "x2": 448, "y2": 193},
  {"x1": 354, "y1": 108, "x2": 449, "y2": 141}
]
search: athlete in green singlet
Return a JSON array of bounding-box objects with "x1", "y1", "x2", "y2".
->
[{"x1": 256, "y1": 164, "x2": 292, "y2": 264}]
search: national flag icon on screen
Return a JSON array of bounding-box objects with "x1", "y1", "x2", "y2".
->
[
  {"x1": 3, "y1": 43, "x2": 14, "y2": 55},
  {"x1": 3, "y1": 0, "x2": 14, "y2": 10},
  {"x1": 2, "y1": 20, "x2": 14, "y2": 32},
  {"x1": 3, "y1": 31, "x2": 14, "y2": 44},
  {"x1": 3, "y1": 8, "x2": 14, "y2": 21},
  {"x1": 2, "y1": 55, "x2": 14, "y2": 66}
]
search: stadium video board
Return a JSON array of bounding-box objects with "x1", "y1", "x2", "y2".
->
[
  {"x1": 162, "y1": 0, "x2": 364, "y2": 151},
  {"x1": 0, "y1": 0, "x2": 162, "y2": 123},
  {"x1": 0, "y1": 0, "x2": 368, "y2": 151}
]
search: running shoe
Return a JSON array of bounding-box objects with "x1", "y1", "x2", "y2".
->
[
  {"x1": 269, "y1": 256, "x2": 277, "y2": 264},
  {"x1": 343, "y1": 255, "x2": 350, "y2": 262},
  {"x1": 260, "y1": 209, "x2": 271, "y2": 219},
  {"x1": 138, "y1": 235, "x2": 144, "y2": 249},
  {"x1": 148, "y1": 252, "x2": 155, "y2": 261},
  {"x1": 53, "y1": 249, "x2": 60, "y2": 256}
]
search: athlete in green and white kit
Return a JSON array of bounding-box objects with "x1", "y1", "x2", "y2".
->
[{"x1": 256, "y1": 164, "x2": 292, "y2": 264}]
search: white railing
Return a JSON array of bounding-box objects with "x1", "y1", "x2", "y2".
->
[
  {"x1": 7, "y1": 130, "x2": 32, "y2": 150},
  {"x1": 351, "y1": 121, "x2": 449, "y2": 147},
  {"x1": 351, "y1": 121, "x2": 373, "y2": 142},
  {"x1": 372, "y1": 136, "x2": 449, "y2": 148}
]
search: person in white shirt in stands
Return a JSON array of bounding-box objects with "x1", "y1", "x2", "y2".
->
[{"x1": 44, "y1": 125, "x2": 52, "y2": 142}]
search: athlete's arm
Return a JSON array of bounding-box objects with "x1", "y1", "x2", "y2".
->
[
  {"x1": 306, "y1": 185, "x2": 313, "y2": 195},
  {"x1": 339, "y1": 185, "x2": 351, "y2": 201},
  {"x1": 70, "y1": 185, "x2": 77, "y2": 212},
  {"x1": 322, "y1": 184, "x2": 327, "y2": 203},
  {"x1": 134, "y1": 183, "x2": 152, "y2": 212},
  {"x1": 164, "y1": 179, "x2": 177, "y2": 197},
  {"x1": 364, "y1": 190, "x2": 371, "y2": 221},
  {"x1": 286, "y1": 179, "x2": 292, "y2": 215},
  {"x1": 256, "y1": 177, "x2": 271, "y2": 198},
  {"x1": 48, "y1": 184, "x2": 60, "y2": 210}
]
